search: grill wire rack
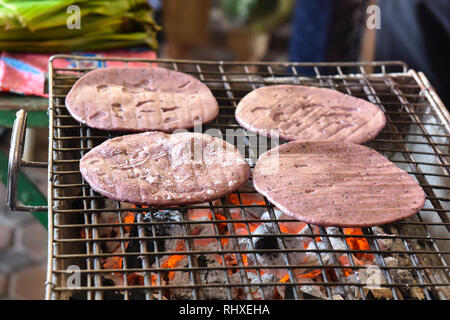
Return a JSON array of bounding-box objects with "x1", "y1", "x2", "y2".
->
[{"x1": 44, "y1": 55, "x2": 449, "y2": 300}]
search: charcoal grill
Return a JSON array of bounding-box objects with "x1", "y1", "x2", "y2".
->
[{"x1": 7, "y1": 56, "x2": 450, "y2": 300}]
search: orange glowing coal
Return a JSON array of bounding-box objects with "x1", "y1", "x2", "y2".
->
[
  {"x1": 122, "y1": 212, "x2": 135, "y2": 233},
  {"x1": 335, "y1": 228, "x2": 375, "y2": 276},
  {"x1": 228, "y1": 193, "x2": 266, "y2": 206},
  {"x1": 151, "y1": 274, "x2": 159, "y2": 286},
  {"x1": 279, "y1": 269, "x2": 322, "y2": 282},
  {"x1": 228, "y1": 193, "x2": 264, "y2": 232},
  {"x1": 208, "y1": 211, "x2": 229, "y2": 246},
  {"x1": 103, "y1": 256, "x2": 123, "y2": 270},
  {"x1": 188, "y1": 208, "x2": 212, "y2": 220},
  {"x1": 338, "y1": 255, "x2": 355, "y2": 277},
  {"x1": 99, "y1": 207, "x2": 145, "y2": 285},
  {"x1": 343, "y1": 228, "x2": 374, "y2": 262},
  {"x1": 163, "y1": 241, "x2": 186, "y2": 280},
  {"x1": 228, "y1": 193, "x2": 310, "y2": 235}
]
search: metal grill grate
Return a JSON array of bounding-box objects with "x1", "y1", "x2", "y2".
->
[{"x1": 45, "y1": 56, "x2": 450, "y2": 300}]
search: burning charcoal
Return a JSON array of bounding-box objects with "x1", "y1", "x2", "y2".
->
[
  {"x1": 97, "y1": 211, "x2": 122, "y2": 253},
  {"x1": 383, "y1": 257, "x2": 425, "y2": 300},
  {"x1": 304, "y1": 227, "x2": 350, "y2": 267},
  {"x1": 191, "y1": 217, "x2": 225, "y2": 251},
  {"x1": 298, "y1": 224, "x2": 315, "y2": 236},
  {"x1": 247, "y1": 272, "x2": 281, "y2": 299},
  {"x1": 298, "y1": 281, "x2": 327, "y2": 300},
  {"x1": 326, "y1": 227, "x2": 347, "y2": 251},
  {"x1": 260, "y1": 209, "x2": 283, "y2": 220},
  {"x1": 188, "y1": 208, "x2": 236, "y2": 252},
  {"x1": 371, "y1": 226, "x2": 394, "y2": 250},
  {"x1": 101, "y1": 277, "x2": 148, "y2": 300},
  {"x1": 95, "y1": 200, "x2": 135, "y2": 254},
  {"x1": 305, "y1": 240, "x2": 332, "y2": 265},
  {"x1": 280, "y1": 277, "x2": 327, "y2": 300},
  {"x1": 197, "y1": 254, "x2": 241, "y2": 300},
  {"x1": 251, "y1": 223, "x2": 307, "y2": 275},
  {"x1": 227, "y1": 186, "x2": 267, "y2": 219},
  {"x1": 150, "y1": 210, "x2": 184, "y2": 237},
  {"x1": 261, "y1": 209, "x2": 308, "y2": 235},
  {"x1": 169, "y1": 272, "x2": 195, "y2": 300},
  {"x1": 203, "y1": 269, "x2": 241, "y2": 300},
  {"x1": 238, "y1": 237, "x2": 253, "y2": 259},
  {"x1": 96, "y1": 199, "x2": 122, "y2": 250},
  {"x1": 346, "y1": 266, "x2": 394, "y2": 300},
  {"x1": 170, "y1": 254, "x2": 241, "y2": 300},
  {"x1": 125, "y1": 210, "x2": 184, "y2": 268}
]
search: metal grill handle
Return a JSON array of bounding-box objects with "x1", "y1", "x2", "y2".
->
[{"x1": 7, "y1": 109, "x2": 48, "y2": 212}]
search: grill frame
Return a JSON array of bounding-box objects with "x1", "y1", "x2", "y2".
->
[{"x1": 45, "y1": 55, "x2": 450, "y2": 300}]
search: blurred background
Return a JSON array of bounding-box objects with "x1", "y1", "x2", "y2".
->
[{"x1": 0, "y1": 0, "x2": 448, "y2": 299}]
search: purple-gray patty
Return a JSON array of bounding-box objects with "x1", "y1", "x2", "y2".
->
[
  {"x1": 235, "y1": 85, "x2": 386, "y2": 144},
  {"x1": 253, "y1": 140, "x2": 425, "y2": 227},
  {"x1": 80, "y1": 131, "x2": 251, "y2": 206},
  {"x1": 66, "y1": 67, "x2": 219, "y2": 132}
]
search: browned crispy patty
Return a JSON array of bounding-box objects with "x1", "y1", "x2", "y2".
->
[
  {"x1": 253, "y1": 141, "x2": 425, "y2": 227},
  {"x1": 66, "y1": 67, "x2": 219, "y2": 132},
  {"x1": 235, "y1": 85, "x2": 386, "y2": 144},
  {"x1": 80, "y1": 131, "x2": 250, "y2": 206}
]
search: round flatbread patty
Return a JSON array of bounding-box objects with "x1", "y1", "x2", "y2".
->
[
  {"x1": 66, "y1": 67, "x2": 219, "y2": 132},
  {"x1": 235, "y1": 85, "x2": 386, "y2": 144},
  {"x1": 80, "y1": 131, "x2": 250, "y2": 206},
  {"x1": 253, "y1": 141, "x2": 426, "y2": 227}
]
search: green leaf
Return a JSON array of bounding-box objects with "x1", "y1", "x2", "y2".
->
[{"x1": 0, "y1": 0, "x2": 160, "y2": 52}]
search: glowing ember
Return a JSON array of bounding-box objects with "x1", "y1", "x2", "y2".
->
[
  {"x1": 279, "y1": 269, "x2": 322, "y2": 282},
  {"x1": 162, "y1": 241, "x2": 186, "y2": 280},
  {"x1": 279, "y1": 221, "x2": 306, "y2": 234},
  {"x1": 338, "y1": 255, "x2": 354, "y2": 277},
  {"x1": 150, "y1": 274, "x2": 159, "y2": 286},
  {"x1": 188, "y1": 208, "x2": 211, "y2": 220},
  {"x1": 103, "y1": 256, "x2": 123, "y2": 270},
  {"x1": 208, "y1": 211, "x2": 229, "y2": 246},
  {"x1": 343, "y1": 228, "x2": 374, "y2": 262},
  {"x1": 122, "y1": 212, "x2": 135, "y2": 234},
  {"x1": 228, "y1": 193, "x2": 265, "y2": 232},
  {"x1": 228, "y1": 193, "x2": 265, "y2": 206},
  {"x1": 97, "y1": 198, "x2": 381, "y2": 300}
]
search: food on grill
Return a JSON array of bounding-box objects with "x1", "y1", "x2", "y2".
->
[
  {"x1": 79, "y1": 131, "x2": 250, "y2": 206},
  {"x1": 235, "y1": 84, "x2": 386, "y2": 144},
  {"x1": 253, "y1": 140, "x2": 426, "y2": 227},
  {"x1": 65, "y1": 67, "x2": 219, "y2": 132}
]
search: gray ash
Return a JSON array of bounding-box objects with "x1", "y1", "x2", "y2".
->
[{"x1": 170, "y1": 254, "x2": 242, "y2": 300}]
